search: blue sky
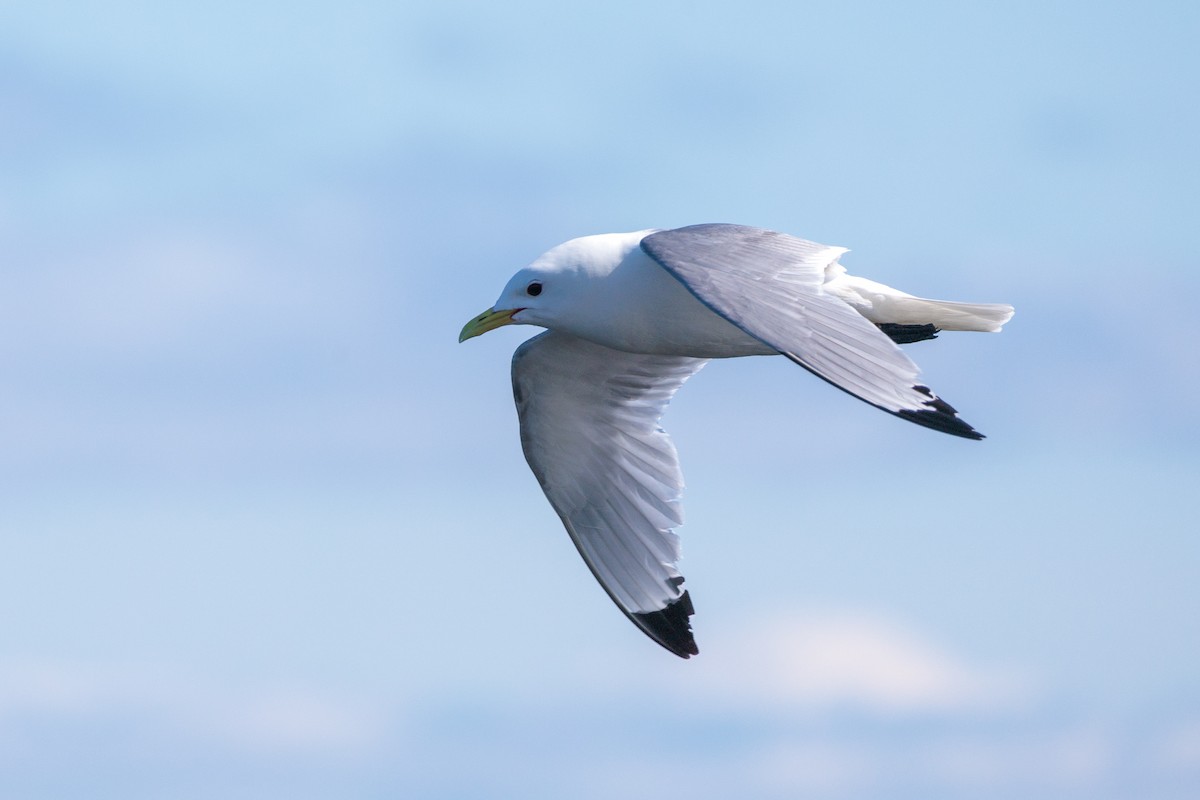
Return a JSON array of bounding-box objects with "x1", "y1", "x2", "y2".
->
[{"x1": 2, "y1": 2, "x2": 1198, "y2": 798}]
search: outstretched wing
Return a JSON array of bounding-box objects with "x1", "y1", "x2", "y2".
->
[
  {"x1": 642, "y1": 224, "x2": 982, "y2": 439},
  {"x1": 512, "y1": 331, "x2": 708, "y2": 658}
]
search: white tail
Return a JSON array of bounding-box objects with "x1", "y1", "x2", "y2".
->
[
  {"x1": 899, "y1": 298, "x2": 1014, "y2": 332},
  {"x1": 825, "y1": 273, "x2": 1014, "y2": 333}
]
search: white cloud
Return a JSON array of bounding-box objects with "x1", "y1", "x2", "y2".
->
[
  {"x1": 13, "y1": 230, "x2": 343, "y2": 359},
  {"x1": 1155, "y1": 721, "x2": 1200, "y2": 770},
  {"x1": 717, "y1": 726, "x2": 1114, "y2": 798},
  {"x1": 0, "y1": 658, "x2": 388, "y2": 758},
  {"x1": 0, "y1": 659, "x2": 109, "y2": 717},
  {"x1": 205, "y1": 692, "x2": 381, "y2": 755},
  {"x1": 919, "y1": 726, "x2": 1113, "y2": 790},
  {"x1": 746, "y1": 739, "x2": 879, "y2": 796},
  {"x1": 675, "y1": 611, "x2": 1031, "y2": 716}
]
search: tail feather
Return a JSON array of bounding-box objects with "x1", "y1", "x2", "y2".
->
[
  {"x1": 898, "y1": 298, "x2": 1014, "y2": 332},
  {"x1": 825, "y1": 273, "x2": 1014, "y2": 333}
]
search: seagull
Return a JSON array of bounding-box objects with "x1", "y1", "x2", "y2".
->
[{"x1": 459, "y1": 224, "x2": 1013, "y2": 658}]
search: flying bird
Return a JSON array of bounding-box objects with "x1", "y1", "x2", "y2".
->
[{"x1": 459, "y1": 224, "x2": 1013, "y2": 658}]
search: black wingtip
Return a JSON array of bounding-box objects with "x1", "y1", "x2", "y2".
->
[
  {"x1": 877, "y1": 322, "x2": 940, "y2": 344},
  {"x1": 895, "y1": 385, "x2": 985, "y2": 440},
  {"x1": 632, "y1": 590, "x2": 698, "y2": 659}
]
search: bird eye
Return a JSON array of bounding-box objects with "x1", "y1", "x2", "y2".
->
[{"x1": 526, "y1": 281, "x2": 543, "y2": 297}]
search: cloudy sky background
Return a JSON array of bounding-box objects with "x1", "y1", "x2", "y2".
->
[{"x1": 2, "y1": 1, "x2": 1198, "y2": 798}]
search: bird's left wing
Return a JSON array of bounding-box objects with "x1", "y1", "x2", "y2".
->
[{"x1": 511, "y1": 331, "x2": 707, "y2": 658}]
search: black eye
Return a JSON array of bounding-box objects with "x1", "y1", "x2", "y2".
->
[{"x1": 526, "y1": 281, "x2": 543, "y2": 297}]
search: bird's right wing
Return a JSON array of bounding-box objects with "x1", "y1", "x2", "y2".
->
[
  {"x1": 511, "y1": 331, "x2": 707, "y2": 658},
  {"x1": 642, "y1": 224, "x2": 983, "y2": 439}
]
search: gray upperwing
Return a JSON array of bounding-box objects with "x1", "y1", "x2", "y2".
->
[{"x1": 641, "y1": 224, "x2": 983, "y2": 439}]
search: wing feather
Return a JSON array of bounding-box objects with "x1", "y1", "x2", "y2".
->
[
  {"x1": 642, "y1": 224, "x2": 982, "y2": 439},
  {"x1": 511, "y1": 331, "x2": 707, "y2": 657}
]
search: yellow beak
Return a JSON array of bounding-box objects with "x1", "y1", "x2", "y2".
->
[{"x1": 459, "y1": 307, "x2": 520, "y2": 342}]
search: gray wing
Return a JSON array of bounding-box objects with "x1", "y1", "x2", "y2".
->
[
  {"x1": 512, "y1": 331, "x2": 708, "y2": 658},
  {"x1": 642, "y1": 224, "x2": 982, "y2": 439}
]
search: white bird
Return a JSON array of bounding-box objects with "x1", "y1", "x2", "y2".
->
[{"x1": 459, "y1": 224, "x2": 1013, "y2": 658}]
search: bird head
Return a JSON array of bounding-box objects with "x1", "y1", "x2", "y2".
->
[{"x1": 458, "y1": 230, "x2": 652, "y2": 343}]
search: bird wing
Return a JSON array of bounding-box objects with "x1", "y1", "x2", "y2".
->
[
  {"x1": 642, "y1": 224, "x2": 982, "y2": 439},
  {"x1": 511, "y1": 331, "x2": 707, "y2": 658}
]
